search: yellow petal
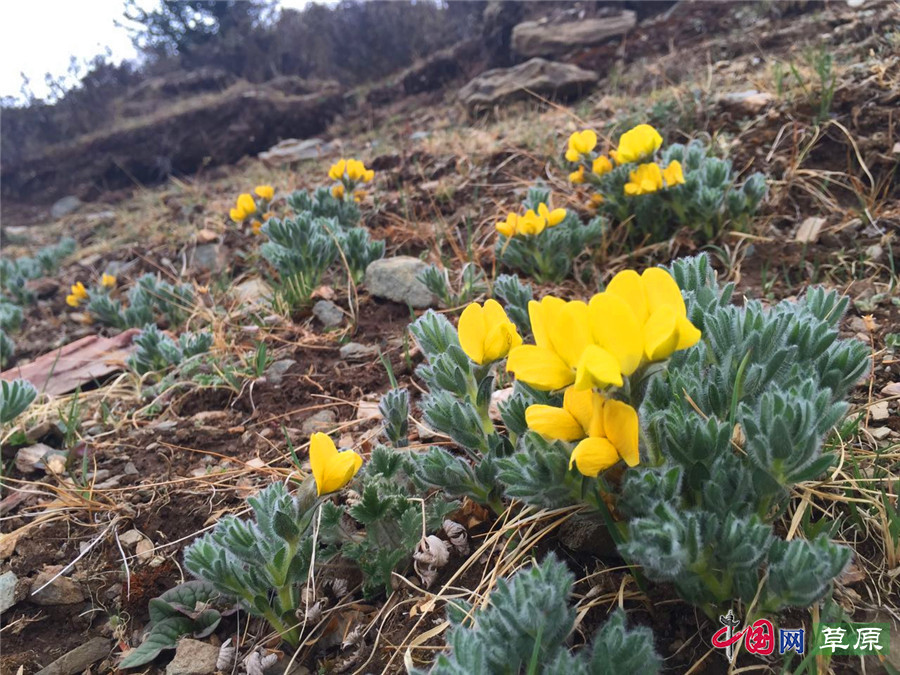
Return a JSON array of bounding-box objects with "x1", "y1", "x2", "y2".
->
[
  {"x1": 548, "y1": 301, "x2": 590, "y2": 369},
  {"x1": 101, "y1": 274, "x2": 117, "y2": 288},
  {"x1": 328, "y1": 159, "x2": 347, "y2": 181},
  {"x1": 458, "y1": 302, "x2": 487, "y2": 364},
  {"x1": 547, "y1": 208, "x2": 566, "y2": 226},
  {"x1": 237, "y1": 193, "x2": 257, "y2": 216},
  {"x1": 569, "y1": 437, "x2": 620, "y2": 477},
  {"x1": 483, "y1": 323, "x2": 521, "y2": 362},
  {"x1": 603, "y1": 399, "x2": 640, "y2": 466},
  {"x1": 254, "y1": 185, "x2": 275, "y2": 200},
  {"x1": 574, "y1": 129, "x2": 597, "y2": 154},
  {"x1": 507, "y1": 345, "x2": 574, "y2": 391},
  {"x1": 675, "y1": 315, "x2": 702, "y2": 351},
  {"x1": 364, "y1": 169, "x2": 375, "y2": 182},
  {"x1": 592, "y1": 155, "x2": 613, "y2": 175},
  {"x1": 663, "y1": 160, "x2": 684, "y2": 187},
  {"x1": 573, "y1": 345, "x2": 623, "y2": 390},
  {"x1": 331, "y1": 184, "x2": 345, "y2": 199},
  {"x1": 309, "y1": 432, "x2": 337, "y2": 495},
  {"x1": 644, "y1": 305, "x2": 679, "y2": 361},
  {"x1": 605, "y1": 270, "x2": 648, "y2": 325},
  {"x1": 569, "y1": 166, "x2": 585, "y2": 184},
  {"x1": 641, "y1": 267, "x2": 686, "y2": 316},
  {"x1": 230, "y1": 207, "x2": 244, "y2": 222},
  {"x1": 529, "y1": 297, "x2": 565, "y2": 351},
  {"x1": 309, "y1": 432, "x2": 362, "y2": 495},
  {"x1": 66, "y1": 294, "x2": 80, "y2": 307},
  {"x1": 562, "y1": 386, "x2": 599, "y2": 436},
  {"x1": 565, "y1": 148, "x2": 580, "y2": 162},
  {"x1": 525, "y1": 404, "x2": 585, "y2": 441},
  {"x1": 588, "y1": 292, "x2": 643, "y2": 375}
]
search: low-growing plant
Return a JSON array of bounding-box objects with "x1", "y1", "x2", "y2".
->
[
  {"x1": 565, "y1": 124, "x2": 766, "y2": 243},
  {"x1": 0, "y1": 378, "x2": 38, "y2": 425},
  {"x1": 336, "y1": 226, "x2": 385, "y2": 284},
  {"x1": 415, "y1": 554, "x2": 661, "y2": 675},
  {"x1": 492, "y1": 274, "x2": 533, "y2": 338},
  {"x1": 0, "y1": 237, "x2": 76, "y2": 304},
  {"x1": 76, "y1": 273, "x2": 196, "y2": 329},
  {"x1": 379, "y1": 387, "x2": 410, "y2": 448},
  {"x1": 494, "y1": 185, "x2": 604, "y2": 283},
  {"x1": 119, "y1": 581, "x2": 235, "y2": 668},
  {"x1": 229, "y1": 184, "x2": 276, "y2": 234},
  {"x1": 127, "y1": 324, "x2": 213, "y2": 376},
  {"x1": 0, "y1": 329, "x2": 13, "y2": 368},
  {"x1": 418, "y1": 262, "x2": 488, "y2": 309}
]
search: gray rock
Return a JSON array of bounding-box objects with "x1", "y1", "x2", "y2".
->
[
  {"x1": 301, "y1": 410, "x2": 338, "y2": 435},
  {"x1": 165, "y1": 638, "x2": 219, "y2": 675},
  {"x1": 717, "y1": 89, "x2": 776, "y2": 116},
  {"x1": 30, "y1": 568, "x2": 85, "y2": 605},
  {"x1": 0, "y1": 570, "x2": 18, "y2": 614},
  {"x1": 459, "y1": 58, "x2": 597, "y2": 113},
  {"x1": 51, "y1": 196, "x2": 82, "y2": 219},
  {"x1": 123, "y1": 461, "x2": 139, "y2": 475},
  {"x1": 193, "y1": 242, "x2": 226, "y2": 272},
  {"x1": 512, "y1": 12, "x2": 636, "y2": 57},
  {"x1": 259, "y1": 138, "x2": 337, "y2": 165},
  {"x1": 340, "y1": 342, "x2": 380, "y2": 361},
  {"x1": 265, "y1": 359, "x2": 297, "y2": 386},
  {"x1": 313, "y1": 300, "x2": 344, "y2": 327},
  {"x1": 15, "y1": 443, "x2": 64, "y2": 474},
  {"x1": 365, "y1": 257, "x2": 437, "y2": 308},
  {"x1": 35, "y1": 637, "x2": 111, "y2": 675},
  {"x1": 83, "y1": 210, "x2": 117, "y2": 225},
  {"x1": 234, "y1": 278, "x2": 272, "y2": 306}
]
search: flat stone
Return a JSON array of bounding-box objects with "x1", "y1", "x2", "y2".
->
[
  {"x1": 233, "y1": 278, "x2": 272, "y2": 306},
  {"x1": 300, "y1": 410, "x2": 338, "y2": 435},
  {"x1": 0, "y1": 570, "x2": 18, "y2": 614},
  {"x1": 512, "y1": 12, "x2": 636, "y2": 57},
  {"x1": 459, "y1": 58, "x2": 597, "y2": 113},
  {"x1": 795, "y1": 216, "x2": 826, "y2": 243},
  {"x1": 870, "y1": 426, "x2": 892, "y2": 441},
  {"x1": 35, "y1": 637, "x2": 111, "y2": 675},
  {"x1": 265, "y1": 359, "x2": 297, "y2": 386},
  {"x1": 193, "y1": 242, "x2": 226, "y2": 272},
  {"x1": 30, "y1": 568, "x2": 85, "y2": 605},
  {"x1": 365, "y1": 257, "x2": 438, "y2": 308},
  {"x1": 313, "y1": 300, "x2": 344, "y2": 327},
  {"x1": 718, "y1": 90, "x2": 776, "y2": 116},
  {"x1": 870, "y1": 401, "x2": 890, "y2": 421},
  {"x1": 15, "y1": 443, "x2": 64, "y2": 474},
  {"x1": 259, "y1": 138, "x2": 337, "y2": 165},
  {"x1": 165, "y1": 638, "x2": 219, "y2": 675},
  {"x1": 339, "y1": 342, "x2": 379, "y2": 361},
  {"x1": 51, "y1": 196, "x2": 82, "y2": 219},
  {"x1": 118, "y1": 529, "x2": 145, "y2": 547}
]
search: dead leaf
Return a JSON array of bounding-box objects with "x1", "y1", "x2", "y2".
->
[
  {"x1": 356, "y1": 400, "x2": 381, "y2": 421},
  {"x1": 196, "y1": 228, "x2": 220, "y2": 243},
  {"x1": 795, "y1": 216, "x2": 826, "y2": 243},
  {"x1": 882, "y1": 382, "x2": 900, "y2": 397},
  {"x1": 0, "y1": 532, "x2": 20, "y2": 559},
  {"x1": 135, "y1": 538, "x2": 154, "y2": 563}
]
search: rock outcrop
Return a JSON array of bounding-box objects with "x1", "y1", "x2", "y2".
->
[{"x1": 511, "y1": 12, "x2": 637, "y2": 58}]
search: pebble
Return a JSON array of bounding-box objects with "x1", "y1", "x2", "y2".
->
[
  {"x1": 165, "y1": 638, "x2": 219, "y2": 675},
  {"x1": 35, "y1": 637, "x2": 111, "y2": 675},
  {"x1": 339, "y1": 342, "x2": 380, "y2": 361},
  {"x1": 300, "y1": 410, "x2": 338, "y2": 435},
  {"x1": 313, "y1": 300, "x2": 344, "y2": 327},
  {"x1": 0, "y1": 570, "x2": 19, "y2": 614},
  {"x1": 265, "y1": 359, "x2": 297, "y2": 386},
  {"x1": 30, "y1": 568, "x2": 85, "y2": 605},
  {"x1": 870, "y1": 401, "x2": 890, "y2": 421},
  {"x1": 364, "y1": 256, "x2": 438, "y2": 308}
]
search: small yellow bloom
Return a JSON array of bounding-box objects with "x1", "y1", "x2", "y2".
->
[
  {"x1": 516, "y1": 209, "x2": 546, "y2": 236},
  {"x1": 624, "y1": 162, "x2": 664, "y2": 196},
  {"x1": 66, "y1": 281, "x2": 88, "y2": 307},
  {"x1": 328, "y1": 159, "x2": 347, "y2": 181},
  {"x1": 353, "y1": 190, "x2": 367, "y2": 202},
  {"x1": 538, "y1": 203, "x2": 566, "y2": 227},
  {"x1": 662, "y1": 160, "x2": 685, "y2": 187},
  {"x1": 237, "y1": 193, "x2": 257, "y2": 217},
  {"x1": 592, "y1": 155, "x2": 613, "y2": 176},
  {"x1": 363, "y1": 168, "x2": 375, "y2": 183},
  {"x1": 565, "y1": 129, "x2": 597, "y2": 162},
  {"x1": 251, "y1": 220, "x2": 263, "y2": 235},
  {"x1": 254, "y1": 185, "x2": 275, "y2": 201},
  {"x1": 262, "y1": 211, "x2": 273, "y2": 221},
  {"x1": 331, "y1": 184, "x2": 345, "y2": 199},
  {"x1": 346, "y1": 159, "x2": 366, "y2": 182},
  {"x1": 613, "y1": 124, "x2": 663, "y2": 165},
  {"x1": 309, "y1": 432, "x2": 363, "y2": 496},
  {"x1": 101, "y1": 273, "x2": 116, "y2": 289},
  {"x1": 496, "y1": 213, "x2": 518, "y2": 238},
  {"x1": 230, "y1": 207, "x2": 246, "y2": 223},
  {"x1": 458, "y1": 299, "x2": 523, "y2": 365},
  {"x1": 588, "y1": 193, "x2": 605, "y2": 209},
  {"x1": 525, "y1": 387, "x2": 639, "y2": 475},
  {"x1": 569, "y1": 166, "x2": 586, "y2": 185}
]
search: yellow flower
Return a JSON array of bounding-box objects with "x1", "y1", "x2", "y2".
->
[
  {"x1": 613, "y1": 124, "x2": 663, "y2": 165},
  {"x1": 592, "y1": 155, "x2": 613, "y2": 176},
  {"x1": 230, "y1": 207, "x2": 246, "y2": 223},
  {"x1": 309, "y1": 432, "x2": 363, "y2": 496},
  {"x1": 565, "y1": 129, "x2": 597, "y2": 162},
  {"x1": 254, "y1": 185, "x2": 275, "y2": 201},
  {"x1": 262, "y1": 211, "x2": 273, "y2": 221},
  {"x1": 602, "y1": 267, "x2": 701, "y2": 363},
  {"x1": 346, "y1": 159, "x2": 366, "y2": 182},
  {"x1": 458, "y1": 299, "x2": 523, "y2": 365},
  {"x1": 101, "y1": 273, "x2": 116, "y2": 289},
  {"x1": 237, "y1": 193, "x2": 257, "y2": 217},
  {"x1": 538, "y1": 202, "x2": 566, "y2": 227},
  {"x1": 331, "y1": 184, "x2": 345, "y2": 199},
  {"x1": 569, "y1": 166, "x2": 586, "y2": 185},
  {"x1": 516, "y1": 209, "x2": 546, "y2": 236},
  {"x1": 588, "y1": 193, "x2": 605, "y2": 209},
  {"x1": 251, "y1": 220, "x2": 263, "y2": 235},
  {"x1": 662, "y1": 160, "x2": 685, "y2": 187},
  {"x1": 328, "y1": 159, "x2": 347, "y2": 181},
  {"x1": 353, "y1": 190, "x2": 367, "y2": 202},
  {"x1": 66, "y1": 281, "x2": 88, "y2": 307},
  {"x1": 526, "y1": 387, "x2": 639, "y2": 475},
  {"x1": 624, "y1": 162, "x2": 664, "y2": 196},
  {"x1": 496, "y1": 213, "x2": 518, "y2": 237},
  {"x1": 506, "y1": 296, "x2": 623, "y2": 392}
]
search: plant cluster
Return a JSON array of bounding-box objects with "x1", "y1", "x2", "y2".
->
[
  {"x1": 417, "y1": 262, "x2": 488, "y2": 309},
  {"x1": 566, "y1": 124, "x2": 766, "y2": 243},
  {"x1": 494, "y1": 185, "x2": 603, "y2": 283},
  {"x1": 68, "y1": 273, "x2": 196, "y2": 330},
  {"x1": 258, "y1": 162, "x2": 384, "y2": 310},
  {"x1": 127, "y1": 323, "x2": 213, "y2": 376},
  {"x1": 0, "y1": 378, "x2": 38, "y2": 425},
  {"x1": 416, "y1": 554, "x2": 661, "y2": 675}
]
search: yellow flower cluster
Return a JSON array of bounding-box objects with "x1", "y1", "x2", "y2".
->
[
  {"x1": 328, "y1": 158, "x2": 375, "y2": 202},
  {"x1": 66, "y1": 281, "x2": 89, "y2": 307},
  {"x1": 309, "y1": 432, "x2": 363, "y2": 496},
  {"x1": 230, "y1": 186, "x2": 275, "y2": 233},
  {"x1": 458, "y1": 300, "x2": 523, "y2": 365},
  {"x1": 610, "y1": 124, "x2": 663, "y2": 165},
  {"x1": 495, "y1": 202, "x2": 567, "y2": 238},
  {"x1": 624, "y1": 161, "x2": 685, "y2": 196}
]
